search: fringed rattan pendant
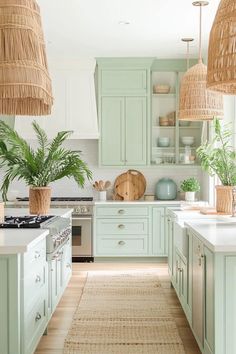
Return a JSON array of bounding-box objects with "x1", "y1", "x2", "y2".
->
[
  {"x1": 207, "y1": 0, "x2": 236, "y2": 94},
  {"x1": 0, "y1": 0, "x2": 53, "y2": 115},
  {"x1": 179, "y1": 1, "x2": 223, "y2": 121}
]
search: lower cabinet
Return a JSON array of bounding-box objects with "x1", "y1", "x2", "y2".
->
[
  {"x1": 0, "y1": 236, "x2": 72, "y2": 354},
  {"x1": 94, "y1": 204, "x2": 179, "y2": 258}
]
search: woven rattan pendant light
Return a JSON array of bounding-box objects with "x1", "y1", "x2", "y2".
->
[
  {"x1": 179, "y1": 1, "x2": 223, "y2": 121},
  {"x1": 0, "y1": 0, "x2": 53, "y2": 115},
  {"x1": 207, "y1": 0, "x2": 236, "y2": 94}
]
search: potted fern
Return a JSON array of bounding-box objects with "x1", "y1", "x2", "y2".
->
[
  {"x1": 0, "y1": 121, "x2": 92, "y2": 215},
  {"x1": 197, "y1": 118, "x2": 236, "y2": 213}
]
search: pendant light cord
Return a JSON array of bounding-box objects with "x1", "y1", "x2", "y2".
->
[
  {"x1": 187, "y1": 41, "x2": 190, "y2": 70},
  {"x1": 199, "y1": 4, "x2": 203, "y2": 63}
]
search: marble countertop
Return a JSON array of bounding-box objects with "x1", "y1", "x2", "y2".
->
[{"x1": 0, "y1": 208, "x2": 73, "y2": 255}]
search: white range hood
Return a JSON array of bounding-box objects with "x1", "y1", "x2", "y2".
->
[{"x1": 14, "y1": 58, "x2": 99, "y2": 139}]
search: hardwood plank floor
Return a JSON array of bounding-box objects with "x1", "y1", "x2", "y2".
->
[{"x1": 35, "y1": 262, "x2": 201, "y2": 354}]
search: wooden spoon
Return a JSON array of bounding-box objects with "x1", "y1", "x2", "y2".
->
[
  {"x1": 99, "y1": 180, "x2": 104, "y2": 191},
  {"x1": 104, "y1": 181, "x2": 111, "y2": 190}
]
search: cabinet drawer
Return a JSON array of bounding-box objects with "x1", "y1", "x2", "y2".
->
[
  {"x1": 96, "y1": 206, "x2": 149, "y2": 217},
  {"x1": 96, "y1": 235, "x2": 148, "y2": 256},
  {"x1": 24, "y1": 294, "x2": 47, "y2": 354},
  {"x1": 101, "y1": 70, "x2": 147, "y2": 95},
  {"x1": 97, "y1": 218, "x2": 148, "y2": 235},
  {"x1": 24, "y1": 263, "x2": 47, "y2": 311},
  {"x1": 24, "y1": 239, "x2": 46, "y2": 270}
]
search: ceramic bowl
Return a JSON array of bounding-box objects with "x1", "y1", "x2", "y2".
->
[
  {"x1": 158, "y1": 137, "x2": 170, "y2": 147},
  {"x1": 181, "y1": 136, "x2": 194, "y2": 146}
]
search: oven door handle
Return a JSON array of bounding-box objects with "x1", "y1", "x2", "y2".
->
[{"x1": 72, "y1": 217, "x2": 92, "y2": 220}]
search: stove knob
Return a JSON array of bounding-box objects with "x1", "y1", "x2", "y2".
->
[{"x1": 81, "y1": 206, "x2": 88, "y2": 214}]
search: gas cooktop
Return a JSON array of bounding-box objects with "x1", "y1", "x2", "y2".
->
[
  {"x1": 0, "y1": 215, "x2": 55, "y2": 228},
  {"x1": 17, "y1": 197, "x2": 93, "y2": 202}
]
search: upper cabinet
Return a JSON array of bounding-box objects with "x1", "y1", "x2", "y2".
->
[
  {"x1": 97, "y1": 58, "x2": 202, "y2": 168},
  {"x1": 97, "y1": 58, "x2": 153, "y2": 167},
  {"x1": 15, "y1": 59, "x2": 98, "y2": 139}
]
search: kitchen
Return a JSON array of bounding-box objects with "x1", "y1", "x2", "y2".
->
[{"x1": 0, "y1": 0, "x2": 236, "y2": 354}]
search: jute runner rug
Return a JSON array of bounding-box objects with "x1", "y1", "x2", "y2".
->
[{"x1": 64, "y1": 271, "x2": 185, "y2": 354}]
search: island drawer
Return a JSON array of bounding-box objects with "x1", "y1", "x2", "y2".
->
[
  {"x1": 24, "y1": 238, "x2": 46, "y2": 270},
  {"x1": 97, "y1": 218, "x2": 148, "y2": 235},
  {"x1": 24, "y1": 292, "x2": 47, "y2": 354},
  {"x1": 24, "y1": 263, "x2": 47, "y2": 312},
  {"x1": 96, "y1": 235, "x2": 148, "y2": 256},
  {"x1": 96, "y1": 206, "x2": 149, "y2": 217}
]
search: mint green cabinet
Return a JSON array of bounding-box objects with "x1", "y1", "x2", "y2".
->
[
  {"x1": 152, "y1": 207, "x2": 165, "y2": 255},
  {"x1": 101, "y1": 97, "x2": 125, "y2": 165},
  {"x1": 100, "y1": 96, "x2": 147, "y2": 166},
  {"x1": 167, "y1": 214, "x2": 174, "y2": 275},
  {"x1": 101, "y1": 69, "x2": 147, "y2": 95},
  {"x1": 97, "y1": 58, "x2": 152, "y2": 167},
  {"x1": 204, "y1": 246, "x2": 214, "y2": 354}
]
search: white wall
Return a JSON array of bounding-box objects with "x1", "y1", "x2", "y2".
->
[{"x1": 1, "y1": 139, "x2": 203, "y2": 200}]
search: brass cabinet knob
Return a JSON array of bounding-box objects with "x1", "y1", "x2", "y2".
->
[
  {"x1": 118, "y1": 224, "x2": 125, "y2": 229},
  {"x1": 118, "y1": 209, "x2": 125, "y2": 214},
  {"x1": 118, "y1": 241, "x2": 125, "y2": 246},
  {"x1": 35, "y1": 312, "x2": 42, "y2": 321}
]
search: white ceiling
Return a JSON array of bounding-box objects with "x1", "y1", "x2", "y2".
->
[{"x1": 38, "y1": 0, "x2": 221, "y2": 60}]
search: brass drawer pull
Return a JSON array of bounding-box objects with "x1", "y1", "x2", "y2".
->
[
  {"x1": 35, "y1": 312, "x2": 42, "y2": 322},
  {"x1": 118, "y1": 241, "x2": 125, "y2": 246},
  {"x1": 118, "y1": 224, "x2": 125, "y2": 229},
  {"x1": 35, "y1": 275, "x2": 41, "y2": 283},
  {"x1": 118, "y1": 209, "x2": 125, "y2": 215}
]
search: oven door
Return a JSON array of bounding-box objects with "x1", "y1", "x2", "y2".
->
[{"x1": 72, "y1": 216, "x2": 92, "y2": 257}]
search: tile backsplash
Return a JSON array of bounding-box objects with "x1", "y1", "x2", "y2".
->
[{"x1": 0, "y1": 139, "x2": 206, "y2": 200}]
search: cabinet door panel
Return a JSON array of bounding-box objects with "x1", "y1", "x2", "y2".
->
[
  {"x1": 100, "y1": 97, "x2": 125, "y2": 165},
  {"x1": 192, "y1": 235, "x2": 204, "y2": 348},
  {"x1": 101, "y1": 70, "x2": 147, "y2": 95},
  {"x1": 204, "y1": 246, "x2": 214, "y2": 353},
  {"x1": 225, "y1": 256, "x2": 236, "y2": 354},
  {"x1": 152, "y1": 207, "x2": 165, "y2": 255},
  {"x1": 125, "y1": 97, "x2": 147, "y2": 165},
  {"x1": 167, "y1": 217, "x2": 173, "y2": 275}
]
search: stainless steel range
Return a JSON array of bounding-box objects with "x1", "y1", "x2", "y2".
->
[
  {"x1": 16, "y1": 197, "x2": 94, "y2": 262},
  {"x1": 0, "y1": 215, "x2": 71, "y2": 258}
]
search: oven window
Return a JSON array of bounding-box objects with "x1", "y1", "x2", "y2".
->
[{"x1": 72, "y1": 226, "x2": 82, "y2": 246}]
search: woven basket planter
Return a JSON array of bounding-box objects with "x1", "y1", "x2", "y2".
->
[
  {"x1": 215, "y1": 185, "x2": 233, "y2": 214},
  {"x1": 29, "y1": 186, "x2": 51, "y2": 215},
  {"x1": 207, "y1": 0, "x2": 236, "y2": 94},
  {"x1": 0, "y1": 0, "x2": 53, "y2": 115}
]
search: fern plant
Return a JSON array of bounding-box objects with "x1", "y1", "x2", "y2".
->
[
  {"x1": 197, "y1": 118, "x2": 236, "y2": 186},
  {"x1": 0, "y1": 121, "x2": 92, "y2": 201}
]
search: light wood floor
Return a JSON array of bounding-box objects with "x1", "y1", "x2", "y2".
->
[{"x1": 35, "y1": 262, "x2": 201, "y2": 354}]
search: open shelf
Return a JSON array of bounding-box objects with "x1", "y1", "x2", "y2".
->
[
  {"x1": 152, "y1": 93, "x2": 176, "y2": 97},
  {"x1": 152, "y1": 126, "x2": 175, "y2": 129}
]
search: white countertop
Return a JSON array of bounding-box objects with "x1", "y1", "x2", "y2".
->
[
  {"x1": 94, "y1": 200, "x2": 181, "y2": 205},
  {"x1": 0, "y1": 229, "x2": 49, "y2": 254},
  {"x1": 0, "y1": 208, "x2": 73, "y2": 255},
  {"x1": 185, "y1": 220, "x2": 236, "y2": 253}
]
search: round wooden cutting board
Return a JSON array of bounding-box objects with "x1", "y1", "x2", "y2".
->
[{"x1": 114, "y1": 170, "x2": 146, "y2": 201}]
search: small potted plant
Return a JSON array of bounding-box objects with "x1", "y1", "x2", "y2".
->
[
  {"x1": 180, "y1": 177, "x2": 200, "y2": 202},
  {"x1": 197, "y1": 118, "x2": 236, "y2": 213},
  {"x1": 0, "y1": 121, "x2": 92, "y2": 214}
]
